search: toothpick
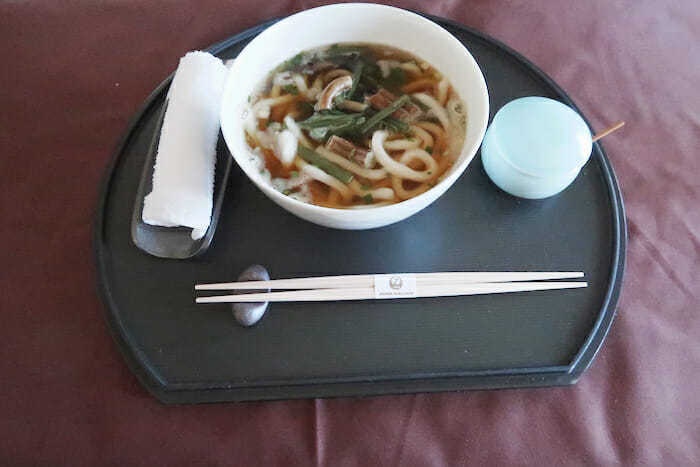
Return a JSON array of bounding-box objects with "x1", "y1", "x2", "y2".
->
[{"x1": 592, "y1": 121, "x2": 625, "y2": 142}]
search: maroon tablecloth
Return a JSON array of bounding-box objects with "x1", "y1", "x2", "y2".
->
[{"x1": 2, "y1": 1, "x2": 698, "y2": 464}]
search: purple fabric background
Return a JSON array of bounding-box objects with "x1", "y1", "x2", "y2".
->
[{"x1": 1, "y1": 1, "x2": 698, "y2": 464}]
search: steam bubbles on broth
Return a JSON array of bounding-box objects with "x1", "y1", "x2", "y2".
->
[{"x1": 243, "y1": 43, "x2": 466, "y2": 209}]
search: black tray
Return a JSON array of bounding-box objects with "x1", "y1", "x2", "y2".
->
[{"x1": 94, "y1": 16, "x2": 626, "y2": 403}]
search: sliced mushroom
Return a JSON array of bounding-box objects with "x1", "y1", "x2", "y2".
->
[{"x1": 316, "y1": 75, "x2": 353, "y2": 110}]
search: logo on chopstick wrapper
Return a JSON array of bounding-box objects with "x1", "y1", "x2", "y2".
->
[{"x1": 374, "y1": 274, "x2": 417, "y2": 299}]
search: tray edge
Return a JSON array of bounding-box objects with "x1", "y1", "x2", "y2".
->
[{"x1": 92, "y1": 15, "x2": 627, "y2": 403}]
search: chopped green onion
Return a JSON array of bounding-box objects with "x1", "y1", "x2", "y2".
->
[
  {"x1": 277, "y1": 53, "x2": 305, "y2": 71},
  {"x1": 297, "y1": 111, "x2": 356, "y2": 129},
  {"x1": 425, "y1": 146, "x2": 433, "y2": 154},
  {"x1": 360, "y1": 95, "x2": 411, "y2": 134},
  {"x1": 361, "y1": 72, "x2": 381, "y2": 90},
  {"x1": 360, "y1": 184, "x2": 371, "y2": 191},
  {"x1": 384, "y1": 117, "x2": 411, "y2": 134},
  {"x1": 292, "y1": 53, "x2": 304, "y2": 65},
  {"x1": 362, "y1": 194, "x2": 374, "y2": 204},
  {"x1": 290, "y1": 170, "x2": 299, "y2": 177},
  {"x1": 288, "y1": 53, "x2": 304, "y2": 67},
  {"x1": 348, "y1": 62, "x2": 364, "y2": 98},
  {"x1": 297, "y1": 144, "x2": 354, "y2": 184},
  {"x1": 283, "y1": 84, "x2": 299, "y2": 95},
  {"x1": 297, "y1": 110, "x2": 366, "y2": 141},
  {"x1": 383, "y1": 67, "x2": 407, "y2": 91}
]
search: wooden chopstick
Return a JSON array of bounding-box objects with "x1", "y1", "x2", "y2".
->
[
  {"x1": 195, "y1": 271, "x2": 584, "y2": 291},
  {"x1": 195, "y1": 281, "x2": 587, "y2": 303}
]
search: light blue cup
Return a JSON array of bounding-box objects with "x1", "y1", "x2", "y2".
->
[{"x1": 481, "y1": 97, "x2": 593, "y2": 199}]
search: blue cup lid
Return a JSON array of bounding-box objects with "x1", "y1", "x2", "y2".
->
[{"x1": 491, "y1": 97, "x2": 592, "y2": 177}]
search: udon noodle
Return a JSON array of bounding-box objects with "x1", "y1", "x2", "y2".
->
[{"x1": 244, "y1": 43, "x2": 466, "y2": 208}]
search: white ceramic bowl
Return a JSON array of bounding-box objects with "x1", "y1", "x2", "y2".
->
[{"x1": 220, "y1": 3, "x2": 489, "y2": 229}]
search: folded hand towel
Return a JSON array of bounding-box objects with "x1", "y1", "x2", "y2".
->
[{"x1": 142, "y1": 51, "x2": 228, "y2": 240}]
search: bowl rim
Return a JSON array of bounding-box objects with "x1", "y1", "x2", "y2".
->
[{"x1": 221, "y1": 3, "x2": 489, "y2": 217}]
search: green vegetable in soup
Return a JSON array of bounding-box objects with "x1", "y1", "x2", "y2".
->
[
  {"x1": 280, "y1": 52, "x2": 305, "y2": 70},
  {"x1": 383, "y1": 67, "x2": 407, "y2": 93},
  {"x1": 383, "y1": 117, "x2": 411, "y2": 134},
  {"x1": 360, "y1": 95, "x2": 411, "y2": 134},
  {"x1": 297, "y1": 144, "x2": 354, "y2": 184},
  {"x1": 348, "y1": 62, "x2": 364, "y2": 99},
  {"x1": 297, "y1": 110, "x2": 366, "y2": 141}
]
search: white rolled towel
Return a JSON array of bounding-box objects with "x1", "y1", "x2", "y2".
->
[{"x1": 142, "y1": 51, "x2": 229, "y2": 240}]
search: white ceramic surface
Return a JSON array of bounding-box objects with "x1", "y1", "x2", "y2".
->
[
  {"x1": 220, "y1": 3, "x2": 489, "y2": 229},
  {"x1": 482, "y1": 143, "x2": 581, "y2": 199}
]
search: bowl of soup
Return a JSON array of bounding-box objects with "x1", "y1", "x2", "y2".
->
[{"x1": 220, "y1": 3, "x2": 489, "y2": 229}]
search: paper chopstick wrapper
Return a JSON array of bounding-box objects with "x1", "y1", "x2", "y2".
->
[{"x1": 142, "y1": 51, "x2": 228, "y2": 240}]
